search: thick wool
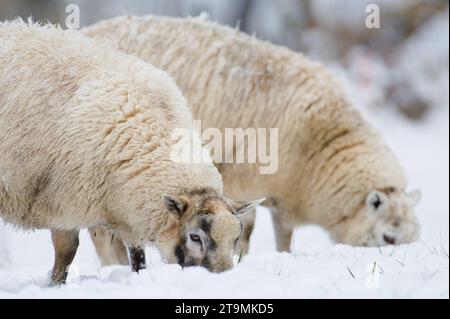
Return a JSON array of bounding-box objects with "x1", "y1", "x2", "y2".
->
[
  {"x1": 0, "y1": 21, "x2": 223, "y2": 249},
  {"x1": 84, "y1": 16, "x2": 420, "y2": 248}
]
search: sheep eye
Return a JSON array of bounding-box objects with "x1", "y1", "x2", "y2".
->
[
  {"x1": 372, "y1": 195, "x2": 382, "y2": 210},
  {"x1": 190, "y1": 234, "x2": 201, "y2": 243}
]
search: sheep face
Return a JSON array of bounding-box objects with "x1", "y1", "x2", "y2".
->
[
  {"x1": 329, "y1": 188, "x2": 421, "y2": 246},
  {"x1": 162, "y1": 191, "x2": 264, "y2": 272}
]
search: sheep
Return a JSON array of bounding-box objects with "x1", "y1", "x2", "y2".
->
[
  {"x1": 0, "y1": 21, "x2": 263, "y2": 284},
  {"x1": 83, "y1": 15, "x2": 422, "y2": 261}
]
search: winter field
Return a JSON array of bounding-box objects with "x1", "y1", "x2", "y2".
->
[
  {"x1": 0, "y1": 94, "x2": 448, "y2": 299},
  {"x1": 0, "y1": 4, "x2": 449, "y2": 298}
]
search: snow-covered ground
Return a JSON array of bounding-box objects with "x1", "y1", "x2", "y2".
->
[{"x1": 0, "y1": 101, "x2": 447, "y2": 298}]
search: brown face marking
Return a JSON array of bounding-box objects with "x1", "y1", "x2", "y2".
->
[
  {"x1": 198, "y1": 216, "x2": 218, "y2": 251},
  {"x1": 202, "y1": 197, "x2": 234, "y2": 215},
  {"x1": 199, "y1": 217, "x2": 212, "y2": 234},
  {"x1": 187, "y1": 188, "x2": 235, "y2": 215},
  {"x1": 188, "y1": 188, "x2": 218, "y2": 197},
  {"x1": 174, "y1": 243, "x2": 185, "y2": 266},
  {"x1": 382, "y1": 187, "x2": 396, "y2": 194},
  {"x1": 198, "y1": 216, "x2": 217, "y2": 269},
  {"x1": 187, "y1": 188, "x2": 222, "y2": 209},
  {"x1": 201, "y1": 200, "x2": 243, "y2": 251}
]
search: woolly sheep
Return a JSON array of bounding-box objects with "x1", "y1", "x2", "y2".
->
[
  {"x1": 0, "y1": 21, "x2": 262, "y2": 284},
  {"x1": 84, "y1": 15, "x2": 421, "y2": 260}
]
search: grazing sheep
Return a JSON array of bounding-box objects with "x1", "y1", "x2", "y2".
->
[
  {"x1": 0, "y1": 21, "x2": 262, "y2": 284},
  {"x1": 84, "y1": 15, "x2": 421, "y2": 261}
]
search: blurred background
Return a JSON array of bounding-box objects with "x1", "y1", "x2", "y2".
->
[{"x1": 0, "y1": 0, "x2": 448, "y2": 121}]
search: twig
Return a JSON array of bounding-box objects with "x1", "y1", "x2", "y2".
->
[{"x1": 346, "y1": 266, "x2": 356, "y2": 279}]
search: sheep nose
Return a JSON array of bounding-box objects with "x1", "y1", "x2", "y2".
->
[
  {"x1": 213, "y1": 261, "x2": 233, "y2": 273},
  {"x1": 383, "y1": 234, "x2": 396, "y2": 245}
]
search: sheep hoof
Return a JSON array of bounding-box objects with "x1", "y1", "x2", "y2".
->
[{"x1": 129, "y1": 246, "x2": 146, "y2": 273}]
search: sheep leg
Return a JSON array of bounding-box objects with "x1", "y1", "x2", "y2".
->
[
  {"x1": 89, "y1": 226, "x2": 129, "y2": 266},
  {"x1": 270, "y1": 208, "x2": 293, "y2": 252},
  {"x1": 51, "y1": 229, "x2": 79, "y2": 285},
  {"x1": 129, "y1": 246, "x2": 146, "y2": 272}
]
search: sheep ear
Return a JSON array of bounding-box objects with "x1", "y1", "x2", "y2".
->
[
  {"x1": 407, "y1": 189, "x2": 422, "y2": 207},
  {"x1": 162, "y1": 195, "x2": 187, "y2": 217},
  {"x1": 365, "y1": 190, "x2": 388, "y2": 213},
  {"x1": 233, "y1": 198, "x2": 266, "y2": 216}
]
